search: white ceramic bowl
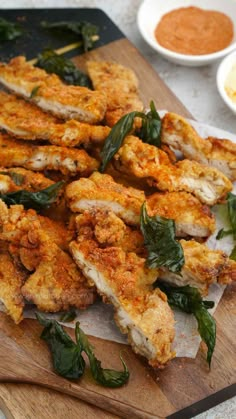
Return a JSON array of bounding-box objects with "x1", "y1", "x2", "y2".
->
[
  {"x1": 217, "y1": 51, "x2": 236, "y2": 113},
  {"x1": 137, "y1": 0, "x2": 236, "y2": 66}
]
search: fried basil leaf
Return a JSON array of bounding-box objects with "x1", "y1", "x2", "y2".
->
[
  {"x1": 100, "y1": 103, "x2": 162, "y2": 172},
  {"x1": 0, "y1": 181, "x2": 64, "y2": 211},
  {"x1": 36, "y1": 313, "x2": 85, "y2": 379},
  {"x1": 0, "y1": 170, "x2": 25, "y2": 186},
  {"x1": 41, "y1": 20, "x2": 99, "y2": 52},
  {"x1": 158, "y1": 283, "x2": 216, "y2": 366},
  {"x1": 36, "y1": 49, "x2": 91, "y2": 88},
  {"x1": 60, "y1": 309, "x2": 77, "y2": 323},
  {"x1": 227, "y1": 192, "x2": 236, "y2": 239},
  {"x1": 140, "y1": 203, "x2": 184, "y2": 273},
  {"x1": 30, "y1": 85, "x2": 41, "y2": 98},
  {"x1": 76, "y1": 323, "x2": 129, "y2": 388},
  {"x1": 0, "y1": 18, "x2": 23, "y2": 41},
  {"x1": 230, "y1": 245, "x2": 236, "y2": 261}
]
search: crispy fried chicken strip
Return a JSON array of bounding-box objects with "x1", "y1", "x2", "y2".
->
[
  {"x1": 0, "y1": 133, "x2": 98, "y2": 176},
  {"x1": 70, "y1": 209, "x2": 175, "y2": 367},
  {"x1": 66, "y1": 172, "x2": 216, "y2": 238},
  {"x1": 0, "y1": 91, "x2": 110, "y2": 147},
  {"x1": 0, "y1": 167, "x2": 54, "y2": 193},
  {"x1": 162, "y1": 113, "x2": 236, "y2": 181},
  {"x1": 114, "y1": 136, "x2": 232, "y2": 205},
  {"x1": 87, "y1": 61, "x2": 143, "y2": 126},
  {"x1": 0, "y1": 247, "x2": 26, "y2": 324},
  {"x1": 158, "y1": 239, "x2": 236, "y2": 295},
  {"x1": 0, "y1": 57, "x2": 107, "y2": 123}
]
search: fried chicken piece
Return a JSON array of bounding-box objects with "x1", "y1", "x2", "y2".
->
[
  {"x1": 0, "y1": 167, "x2": 54, "y2": 193},
  {"x1": 158, "y1": 239, "x2": 236, "y2": 295},
  {"x1": 0, "y1": 247, "x2": 26, "y2": 323},
  {"x1": 114, "y1": 136, "x2": 232, "y2": 205},
  {"x1": 66, "y1": 172, "x2": 215, "y2": 239},
  {"x1": 0, "y1": 133, "x2": 98, "y2": 176},
  {"x1": 87, "y1": 61, "x2": 143, "y2": 126},
  {"x1": 70, "y1": 209, "x2": 175, "y2": 367},
  {"x1": 147, "y1": 191, "x2": 216, "y2": 238},
  {"x1": 162, "y1": 113, "x2": 236, "y2": 181},
  {"x1": 0, "y1": 57, "x2": 107, "y2": 124},
  {"x1": 66, "y1": 172, "x2": 145, "y2": 225},
  {"x1": 0, "y1": 91, "x2": 110, "y2": 147}
]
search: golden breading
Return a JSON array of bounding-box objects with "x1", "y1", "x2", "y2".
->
[
  {"x1": 66, "y1": 172, "x2": 145, "y2": 225},
  {"x1": 147, "y1": 191, "x2": 216, "y2": 238},
  {"x1": 0, "y1": 56, "x2": 107, "y2": 124},
  {"x1": 0, "y1": 248, "x2": 26, "y2": 324},
  {"x1": 161, "y1": 112, "x2": 236, "y2": 181},
  {"x1": 70, "y1": 209, "x2": 175, "y2": 367},
  {"x1": 0, "y1": 167, "x2": 54, "y2": 193},
  {"x1": 114, "y1": 136, "x2": 232, "y2": 205},
  {"x1": 159, "y1": 239, "x2": 236, "y2": 295},
  {"x1": 0, "y1": 91, "x2": 110, "y2": 147},
  {"x1": 0, "y1": 133, "x2": 98, "y2": 176},
  {"x1": 87, "y1": 61, "x2": 143, "y2": 126}
]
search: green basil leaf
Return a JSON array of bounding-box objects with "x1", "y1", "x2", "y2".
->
[
  {"x1": 76, "y1": 323, "x2": 129, "y2": 388},
  {"x1": 230, "y1": 245, "x2": 236, "y2": 261},
  {"x1": 36, "y1": 312, "x2": 85, "y2": 379},
  {"x1": 30, "y1": 86, "x2": 40, "y2": 98},
  {"x1": 41, "y1": 21, "x2": 99, "y2": 52},
  {"x1": 0, "y1": 170, "x2": 25, "y2": 186},
  {"x1": 36, "y1": 49, "x2": 91, "y2": 88},
  {"x1": 216, "y1": 228, "x2": 233, "y2": 240},
  {"x1": 138, "y1": 101, "x2": 161, "y2": 147},
  {"x1": 227, "y1": 192, "x2": 236, "y2": 240},
  {"x1": 60, "y1": 309, "x2": 77, "y2": 323},
  {"x1": 194, "y1": 306, "x2": 216, "y2": 367},
  {"x1": 140, "y1": 203, "x2": 185, "y2": 272},
  {"x1": 158, "y1": 283, "x2": 216, "y2": 366},
  {"x1": 100, "y1": 102, "x2": 162, "y2": 172},
  {"x1": 0, "y1": 181, "x2": 64, "y2": 211},
  {"x1": 0, "y1": 18, "x2": 23, "y2": 41}
]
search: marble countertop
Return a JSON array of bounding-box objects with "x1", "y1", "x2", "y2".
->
[{"x1": 0, "y1": 1, "x2": 235, "y2": 418}]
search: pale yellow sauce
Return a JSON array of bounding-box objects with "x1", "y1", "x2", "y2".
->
[{"x1": 225, "y1": 63, "x2": 236, "y2": 103}]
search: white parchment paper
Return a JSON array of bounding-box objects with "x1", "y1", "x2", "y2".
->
[{"x1": 2, "y1": 118, "x2": 235, "y2": 358}]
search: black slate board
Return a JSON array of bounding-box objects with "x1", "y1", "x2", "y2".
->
[{"x1": 0, "y1": 8, "x2": 124, "y2": 61}]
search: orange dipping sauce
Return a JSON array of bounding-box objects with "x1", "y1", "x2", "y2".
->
[{"x1": 154, "y1": 6, "x2": 234, "y2": 55}]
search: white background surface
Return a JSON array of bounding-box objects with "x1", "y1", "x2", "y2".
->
[{"x1": 0, "y1": 1, "x2": 235, "y2": 418}]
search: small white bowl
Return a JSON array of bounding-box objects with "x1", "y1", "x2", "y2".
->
[
  {"x1": 217, "y1": 51, "x2": 236, "y2": 113},
  {"x1": 137, "y1": 0, "x2": 236, "y2": 66}
]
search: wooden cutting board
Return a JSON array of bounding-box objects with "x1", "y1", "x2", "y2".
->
[{"x1": 0, "y1": 8, "x2": 235, "y2": 419}]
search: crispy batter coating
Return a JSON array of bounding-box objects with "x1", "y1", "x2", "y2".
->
[
  {"x1": 70, "y1": 209, "x2": 175, "y2": 367},
  {"x1": 0, "y1": 201, "x2": 96, "y2": 313},
  {"x1": 0, "y1": 91, "x2": 110, "y2": 147},
  {"x1": 0, "y1": 133, "x2": 98, "y2": 176},
  {"x1": 147, "y1": 191, "x2": 216, "y2": 238},
  {"x1": 162, "y1": 113, "x2": 236, "y2": 181},
  {"x1": 0, "y1": 248, "x2": 26, "y2": 324},
  {"x1": 159, "y1": 239, "x2": 236, "y2": 295},
  {"x1": 0, "y1": 57, "x2": 107, "y2": 124},
  {"x1": 114, "y1": 136, "x2": 232, "y2": 205},
  {"x1": 0, "y1": 167, "x2": 54, "y2": 193},
  {"x1": 87, "y1": 61, "x2": 143, "y2": 126},
  {"x1": 66, "y1": 172, "x2": 145, "y2": 225}
]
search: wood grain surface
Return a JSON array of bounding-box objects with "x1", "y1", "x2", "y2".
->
[{"x1": 0, "y1": 39, "x2": 235, "y2": 419}]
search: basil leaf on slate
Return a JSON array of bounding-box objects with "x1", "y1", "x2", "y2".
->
[
  {"x1": 0, "y1": 18, "x2": 23, "y2": 41},
  {"x1": 140, "y1": 203, "x2": 185, "y2": 273},
  {"x1": 100, "y1": 102, "x2": 162, "y2": 172},
  {"x1": 41, "y1": 21, "x2": 99, "y2": 52},
  {"x1": 0, "y1": 181, "x2": 64, "y2": 211},
  {"x1": 0, "y1": 171, "x2": 25, "y2": 186},
  {"x1": 158, "y1": 283, "x2": 216, "y2": 366},
  {"x1": 36, "y1": 313, "x2": 85, "y2": 379},
  {"x1": 76, "y1": 323, "x2": 129, "y2": 388},
  {"x1": 60, "y1": 309, "x2": 77, "y2": 323},
  {"x1": 36, "y1": 49, "x2": 91, "y2": 88}
]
